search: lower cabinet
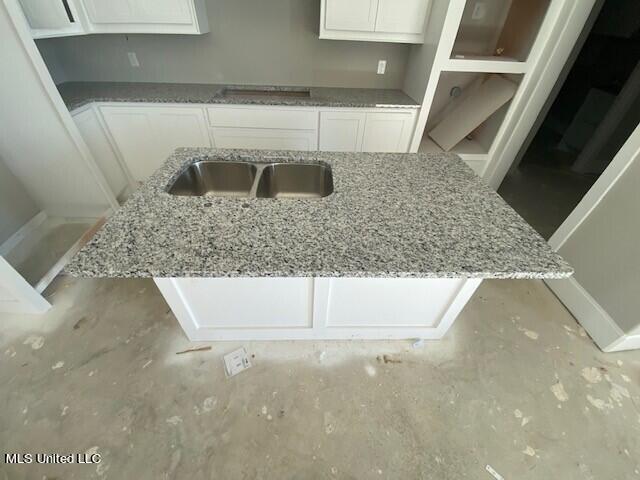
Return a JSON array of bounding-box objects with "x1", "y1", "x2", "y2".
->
[
  {"x1": 76, "y1": 103, "x2": 418, "y2": 190},
  {"x1": 154, "y1": 276, "x2": 483, "y2": 341},
  {"x1": 72, "y1": 107, "x2": 132, "y2": 199},
  {"x1": 319, "y1": 109, "x2": 417, "y2": 152},
  {"x1": 319, "y1": 111, "x2": 366, "y2": 152},
  {"x1": 99, "y1": 104, "x2": 211, "y2": 181},
  {"x1": 211, "y1": 127, "x2": 318, "y2": 151}
]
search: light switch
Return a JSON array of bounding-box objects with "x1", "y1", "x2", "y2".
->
[
  {"x1": 377, "y1": 60, "x2": 387, "y2": 75},
  {"x1": 128, "y1": 52, "x2": 140, "y2": 68},
  {"x1": 472, "y1": 2, "x2": 487, "y2": 20}
]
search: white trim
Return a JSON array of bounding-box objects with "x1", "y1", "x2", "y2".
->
[
  {"x1": 549, "y1": 124, "x2": 640, "y2": 250},
  {"x1": 3, "y1": 0, "x2": 119, "y2": 211},
  {"x1": 545, "y1": 277, "x2": 640, "y2": 352},
  {"x1": 433, "y1": 278, "x2": 482, "y2": 337},
  {"x1": 0, "y1": 211, "x2": 46, "y2": 256},
  {"x1": 445, "y1": 58, "x2": 529, "y2": 74},
  {"x1": 0, "y1": 256, "x2": 50, "y2": 314}
]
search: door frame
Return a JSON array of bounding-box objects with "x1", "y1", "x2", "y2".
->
[{"x1": 545, "y1": 124, "x2": 640, "y2": 352}]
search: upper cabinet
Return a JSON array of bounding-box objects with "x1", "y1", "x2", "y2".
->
[
  {"x1": 320, "y1": 0, "x2": 431, "y2": 44},
  {"x1": 81, "y1": 0, "x2": 209, "y2": 35},
  {"x1": 16, "y1": 0, "x2": 209, "y2": 39},
  {"x1": 17, "y1": 0, "x2": 86, "y2": 38}
]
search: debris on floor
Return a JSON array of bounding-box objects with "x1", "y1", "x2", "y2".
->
[
  {"x1": 223, "y1": 347, "x2": 252, "y2": 377},
  {"x1": 485, "y1": 464, "x2": 505, "y2": 480},
  {"x1": 377, "y1": 354, "x2": 402, "y2": 364},
  {"x1": 175, "y1": 345, "x2": 212, "y2": 355},
  {"x1": 412, "y1": 338, "x2": 425, "y2": 349}
]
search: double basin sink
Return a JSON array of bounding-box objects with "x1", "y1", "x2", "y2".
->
[{"x1": 168, "y1": 160, "x2": 333, "y2": 199}]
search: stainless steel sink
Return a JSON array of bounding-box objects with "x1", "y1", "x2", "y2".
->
[
  {"x1": 256, "y1": 163, "x2": 333, "y2": 199},
  {"x1": 168, "y1": 161, "x2": 257, "y2": 197},
  {"x1": 221, "y1": 88, "x2": 311, "y2": 99},
  {"x1": 167, "y1": 160, "x2": 333, "y2": 199}
]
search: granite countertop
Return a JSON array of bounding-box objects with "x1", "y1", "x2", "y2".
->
[
  {"x1": 57, "y1": 82, "x2": 421, "y2": 111},
  {"x1": 67, "y1": 148, "x2": 572, "y2": 279}
]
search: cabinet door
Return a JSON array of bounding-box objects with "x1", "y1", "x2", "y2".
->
[
  {"x1": 149, "y1": 107, "x2": 211, "y2": 164},
  {"x1": 324, "y1": 0, "x2": 379, "y2": 32},
  {"x1": 375, "y1": 0, "x2": 430, "y2": 34},
  {"x1": 100, "y1": 107, "x2": 156, "y2": 182},
  {"x1": 18, "y1": 0, "x2": 73, "y2": 29},
  {"x1": 362, "y1": 112, "x2": 416, "y2": 153},
  {"x1": 73, "y1": 107, "x2": 131, "y2": 198},
  {"x1": 319, "y1": 111, "x2": 366, "y2": 152},
  {"x1": 82, "y1": 0, "x2": 193, "y2": 25},
  {"x1": 100, "y1": 105, "x2": 210, "y2": 182},
  {"x1": 211, "y1": 128, "x2": 317, "y2": 151}
]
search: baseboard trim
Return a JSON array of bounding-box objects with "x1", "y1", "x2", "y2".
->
[
  {"x1": 545, "y1": 276, "x2": 638, "y2": 353},
  {"x1": 0, "y1": 211, "x2": 47, "y2": 257}
]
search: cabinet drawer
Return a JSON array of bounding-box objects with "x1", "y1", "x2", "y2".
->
[
  {"x1": 211, "y1": 127, "x2": 318, "y2": 151},
  {"x1": 207, "y1": 106, "x2": 318, "y2": 130}
]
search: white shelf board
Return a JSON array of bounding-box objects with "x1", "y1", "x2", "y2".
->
[
  {"x1": 446, "y1": 56, "x2": 528, "y2": 74},
  {"x1": 2, "y1": 215, "x2": 103, "y2": 293},
  {"x1": 419, "y1": 136, "x2": 489, "y2": 162}
]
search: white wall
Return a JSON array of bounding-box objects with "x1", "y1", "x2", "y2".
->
[
  {"x1": 36, "y1": 0, "x2": 411, "y2": 89},
  {"x1": 558, "y1": 153, "x2": 640, "y2": 334},
  {"x1": 0, "y1": 156, "x2": 39, "y2": 245},
  {"x1": 0, "y1": 2, "x2": 112, "y2": 217}
]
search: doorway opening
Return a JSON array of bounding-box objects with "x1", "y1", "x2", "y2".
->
[{"x1": 498, "y1": 0, "x2": 640, "y2": 239}]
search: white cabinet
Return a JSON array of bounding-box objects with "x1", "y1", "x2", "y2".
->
[
  {"x1": 100, "y1": 105, "x2": 211, "y2": 181},
  {"x1": 155, "y1": 276, "x2": 483, "y2": 341},
  {"x1": 211, "y1": 128, "x2": 317, "y2": 151},
  {"x1": 73, "y1": 103, "x2": 416, "y2": 183},
  {"x1": 362, "y1": 111, "x2": 416, "y2": 152},
  {"x1": 207, "y1": 105, "x2": 319, "y2": 152},
  {"x1": 72, "y1": 107, "x2": 132, "y2": 199},
  {"x1": 319, "y1": 111, "x2": 366, "y2": 152},
  {"x1": 17, "y1": 0, "x2": 86, "y2": 38},
  {"x1": 324, "y1": 0, "x2": 378, "y2": 32},
  {"x1": 80, "y1": 0, "x2": 208, "y2": 34},
  {"x1": 320, "y1": 0, "x2": 431, "y2": 43},
  {"x1": 319, "y1": 110, "x2": 417, "y2": 153},
  {"x1": 17, "y1": 0, "x2": 208, "y2": 38},
  {"x1": 375, "y1": 0, "x2": 431, "y2": 35}
]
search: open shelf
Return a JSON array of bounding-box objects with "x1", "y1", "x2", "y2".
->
[
  {"x1": 446, "y1": 56, "x2": 528, "y2": 74},
  {"x1": 451, "y1": 0, "x2": 551, "y2": 63},
  {"x1": 1, "y1": 214, "x2": 103, "y2": 293},
  {"x1": 421, "y1": 71, "x2": 523, "y2": 174}
]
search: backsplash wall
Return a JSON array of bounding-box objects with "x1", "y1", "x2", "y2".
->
[{"x1": 37, "y1": 0, "x2": 411, "y2": 89}]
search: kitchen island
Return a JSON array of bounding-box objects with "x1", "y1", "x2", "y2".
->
[{"x1": 67, "y1": 148, "x2": 571, "y2": 341}]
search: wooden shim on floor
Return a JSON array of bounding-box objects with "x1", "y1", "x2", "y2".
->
[{"x1": 429, "y1": 74, "x2": 518, "y2": 152}]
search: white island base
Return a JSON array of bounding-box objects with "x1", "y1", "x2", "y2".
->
[{"x1": 154, "y1": 277, "x2": 482, "y2": 341}]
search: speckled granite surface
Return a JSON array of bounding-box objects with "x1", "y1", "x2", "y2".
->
[
  {"x1": 58, "y1": 82, "x2": 421, "y2": 111},
  {"x1": 67, "y1": 148, "x2": 572, "y2": 279}
]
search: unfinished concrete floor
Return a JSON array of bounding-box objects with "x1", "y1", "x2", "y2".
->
[{"x1": 1, "y1": 276, "x2": 639, "y2": 480}]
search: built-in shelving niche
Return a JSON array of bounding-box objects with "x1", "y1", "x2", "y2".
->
[
  {"x1": 419, "y1": 71, "x2": 523, "y2": 175},
  {"x1": 451, "y1": 0, "x2": 551, "y2": 63}
]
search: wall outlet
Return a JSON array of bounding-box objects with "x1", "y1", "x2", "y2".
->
[
  {"x1": 472, "y1": 2, "x2": 487, "y2": 20},
  {"x1": 127, "y1": 52, "x2": 140, "y2": 68},
  {"x1": 377, "y1": 60, "x2": 387, "y2": 75}
]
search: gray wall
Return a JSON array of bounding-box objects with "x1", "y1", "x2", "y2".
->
[
  {"x1": 37, "y1": 0, "x2": 411, "y2": 89},
  {"x1": 558, "y1": 152, "x2": 640, "y2": 334},
  {"x1": 0, "y1": 156, "x2": 39, "y2": 245}
]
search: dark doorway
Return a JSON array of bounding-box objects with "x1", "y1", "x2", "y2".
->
[{"x1": 498, "y1": 0, "x2": 640, "y2": 239}]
